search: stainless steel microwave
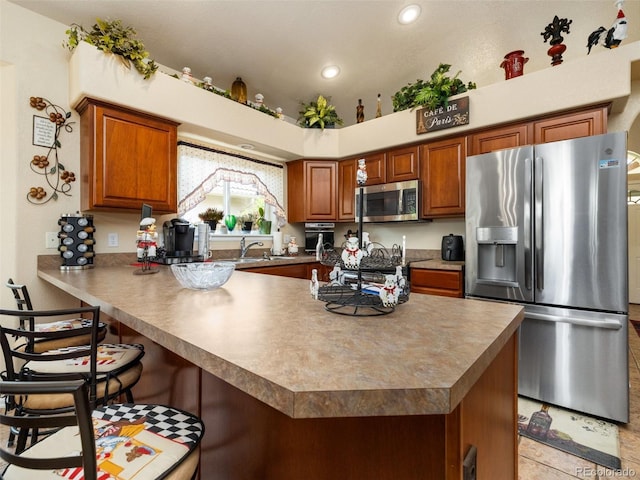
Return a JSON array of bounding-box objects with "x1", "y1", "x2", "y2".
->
[{"x1": 355, "y1": 179, "x2": 419, "y2": 222}]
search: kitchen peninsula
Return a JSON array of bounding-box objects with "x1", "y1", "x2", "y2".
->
[{"x1": 38, "y1": 259, "x2": 523, "y2": 480}]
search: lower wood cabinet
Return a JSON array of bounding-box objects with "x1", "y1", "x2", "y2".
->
[
  {"x1": 411, "y1": 267, "x2": 464, "y2": 298},
  {"x1": 244, "y1": 261, "x2": 331, "y2": 281}
]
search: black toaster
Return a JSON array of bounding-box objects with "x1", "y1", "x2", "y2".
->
[{"x1": 441, "y1": 234, "x2": 464, "y2": 261}]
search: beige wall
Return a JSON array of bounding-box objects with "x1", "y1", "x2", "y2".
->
[{"x1": 1, "y1": 0, "x2": 639, "y2": 312}]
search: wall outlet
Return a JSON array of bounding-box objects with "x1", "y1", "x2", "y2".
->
[
  {"x1": 45, "y1": 231, "x2": 58, "y2": 249},
  {"x1": 107, "y1": 233, "x2": 119, "y2": 247}
]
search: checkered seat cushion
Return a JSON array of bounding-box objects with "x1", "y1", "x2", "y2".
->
[{"x1": 1, "y1": 403, "x2": 205, "y2": 480}]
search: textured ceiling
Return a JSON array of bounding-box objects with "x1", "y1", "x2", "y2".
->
[{"x1": 9, "y1": 0, "x2": 640, "y2": 127}]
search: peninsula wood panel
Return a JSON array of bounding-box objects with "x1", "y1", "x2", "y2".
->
[
  {"x1": 76, "y1": 98, "x2": 178, "y2": 213},
  {"x1": 102, "y1": 315, "x2": 517, "y2": 480}
]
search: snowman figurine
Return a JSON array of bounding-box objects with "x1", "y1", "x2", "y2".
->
[
  {"x1": 341, "y1": 236, "x2": 363, "y2": 269},
  {"x1": 379, "y1": 274, "x2": 400, "y2": 307}
]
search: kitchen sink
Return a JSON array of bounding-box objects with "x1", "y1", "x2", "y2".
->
[{"x1": 215, "y1": 256, "x2": 298, "y2": 264}]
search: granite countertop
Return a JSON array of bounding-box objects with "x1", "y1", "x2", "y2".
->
[{"x1": 37, "y1": 262, "x2": 520, "y2": 419}]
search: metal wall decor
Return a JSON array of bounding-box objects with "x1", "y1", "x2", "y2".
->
[
  {"x1": 28, "y1": 96, "x2": 76, "y2": 204},
  {"x1": 541, "y1": 16, "x2": 573, "y2": 66}
]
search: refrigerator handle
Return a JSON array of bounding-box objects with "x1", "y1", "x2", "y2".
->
[
  {"x1": 527, "y1": 312, "x2": 623, "y2": 330},
  {"x1": 523, "y1": 157, "x2": 532, "y2": 291},
  {"x1": 534, "y1": 155, "x2": 544, "y2": 291}
]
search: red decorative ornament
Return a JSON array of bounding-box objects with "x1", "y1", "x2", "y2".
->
[{"x1": 500, "y1": 50, "x2": 529, "y2": 80}]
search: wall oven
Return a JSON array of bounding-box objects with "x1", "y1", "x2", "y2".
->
[
  {"x1": 355, "y1": 179, "x2": 419, "y2": 222},
  {"x1": 304, "y1": 223, "x2": 335, "y2": 253}
]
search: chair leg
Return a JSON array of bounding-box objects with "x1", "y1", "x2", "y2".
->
[
  {"x1": 125, "y1": 388, "x2": 134, "y2": 403},
  {"x1": 15, "y1": 427, "x2": 29, "y2": 454}
]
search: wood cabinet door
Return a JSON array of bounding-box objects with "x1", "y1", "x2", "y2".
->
[
  {"x1": 533, "y1": 106, "x2": 608, "y2": 144},
  {"x1": 419, "y1": 136, "x2": 466, "y2": 218},
  {"x1": 77, "y1": 98, "x2": 178, "y2": 213},
  {"x1": 386, "y1": 146, "x2": 419, "y2": 182},
  {"x1": 410, "y1": 268, "x2": 464, "y2": 298},
  {"x1": 468, "y1": 123, "x2": 531, "y2": 155},
  {"x1": 362, "y1": 152, "x2": 386, "y2": 185},
  {"x1": 338, "y1": 159, "x2": 356, "y2": 221},
  {"x1": 305, "y1": 161, "x2": 337, "y2": 220}
]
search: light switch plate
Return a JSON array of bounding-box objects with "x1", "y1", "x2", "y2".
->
[{"x1": 45, "y1": 232, "x2": 58, "y2": 249}]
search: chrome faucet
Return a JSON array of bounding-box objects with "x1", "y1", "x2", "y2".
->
[{"x1": 240, "y1": 236, "x2": 264, "y2": 258}]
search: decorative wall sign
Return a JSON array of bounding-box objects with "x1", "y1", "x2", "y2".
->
[
  {"x1": 416, "y1": 97, "x2": 469, "y2": 135},
  {"x1": 27, "y1": 96, "x2": 76, "y2": 204},
  {"x1": 32, "y1": 116, "x2": 56, "y2": 147}
]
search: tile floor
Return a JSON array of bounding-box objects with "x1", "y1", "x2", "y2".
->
[
  {"x1": 1, "y1": 308, "x2": 639, "y2": 478},
  {"x1": 518, "y1": 305, "x2": 640, "y2": 479}
]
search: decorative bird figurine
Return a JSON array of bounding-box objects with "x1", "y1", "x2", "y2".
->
[
  {"x1": 329, "y1": 264, "x2": 342, "y2": 285},
  {"x1": 587, "y1": 1, "x2": 628, "y2": 53}
]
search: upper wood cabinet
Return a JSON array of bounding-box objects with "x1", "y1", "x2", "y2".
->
[
  {"x1": 386, "y1": 146, "x2": 419, "y2": 183},
  {"x1": 337, "y1": 159, "x2": 356, "y2": 221},
  {"x1": 468, "y1": 123, "x2": 532, "y2": 156},
  {"x1": 76, "y1": 98, "x2": 178, "y2": 213},
  {"x1": 287, "y1": 160, "x2": 337, "y2": 222},
  {"x1": 533, "y1": 105, "x2": 608, "y2": 144},
  {"x1": 419, "y1": 136, "x2": 466, "y2": 218},
  {"x1": 361, "y1": 152, "x2": 386, "y2": 185}
]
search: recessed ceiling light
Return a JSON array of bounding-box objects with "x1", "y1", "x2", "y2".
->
[
  {"x1": 398, "y1": 4, "x2": 421, "y2": 25},
  {"x1": 239, "y1": 143, "x2": 255, "y2": 150},
  {"x1": 321, "y1": 65, "x2": 340, "y2": 79}
]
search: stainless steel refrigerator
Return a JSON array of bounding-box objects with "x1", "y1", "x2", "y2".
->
[{"x1": 465, "y1": 131, "x2": 629, "y2": 423}]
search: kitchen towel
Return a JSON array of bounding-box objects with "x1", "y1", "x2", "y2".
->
[{"x1": 272, "y1": 231, "x2": 283, "y2": 255}]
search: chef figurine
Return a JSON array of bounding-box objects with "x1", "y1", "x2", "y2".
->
[
  {"x1": 341, "y1": 236, "x2": 363, "y2": 269},
  {"x1": 379, "y1": 274, "x2": 400, "y2": 307},
  {"x1": 356, "y1": 158, "x2": 368, "y2": 186},
  {"x1": 136, "y1": 217, "x2": 158, "y2": 260}
]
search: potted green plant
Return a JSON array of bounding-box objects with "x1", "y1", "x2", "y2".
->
[
  {"x1": 391, "y1": 63, "x2": 476, "y2": 112},
  {"x1": 256, "y1": 207, "x2": 272, "y2": 235},
  {"x1": 298, "y1": 95, "x2": 344, "y2": 130},
  {"x1": 198, "y1": 207, "x2": 224, "y2": 230},
  {"x1": 239, "y1": 212, "x2": 256, "y2": 232},
  {"x1": 64, "y1": 18, "x2": 158, "y2": 79}
]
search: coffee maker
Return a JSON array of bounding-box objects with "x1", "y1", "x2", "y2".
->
[{"x1": 159, "y1": 218, "x2": 202, "y2": 264}]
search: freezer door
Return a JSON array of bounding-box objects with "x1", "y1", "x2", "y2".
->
[
  {"x1": 518, "y1": 304, "x2": 629, "y2": 423},
  {"x1": 465, "y1": 146, "x2": 534, "y2": 302},
  {"x1": 534, "y1": 132, "x2": 628, "y2": 312}
]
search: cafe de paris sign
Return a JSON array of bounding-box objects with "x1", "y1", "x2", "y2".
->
[{"x1": 416, "y1": 97, "x2": 469, "y2": 135}]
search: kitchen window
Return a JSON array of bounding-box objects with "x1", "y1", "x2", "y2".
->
[{"x1": 177, "y1": 140, "x2": 286, "y2": 230}]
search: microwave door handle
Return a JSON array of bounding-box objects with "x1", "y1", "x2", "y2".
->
[{"x1": 398, "y1": 188, "x2": 404, "y2": 214}]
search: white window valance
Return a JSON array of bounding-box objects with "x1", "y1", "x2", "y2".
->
[{"x1": 177, "y1": 140, "x2": 287, "y2": 227}]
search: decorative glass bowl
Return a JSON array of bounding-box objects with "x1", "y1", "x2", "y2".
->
[{"x1": 170, "y1": 262, "x2": 235, "y2": 290}]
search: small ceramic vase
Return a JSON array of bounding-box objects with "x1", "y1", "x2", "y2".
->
[{"x1": 224, "y1": 214, "x2": 237, "y2": 232}]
